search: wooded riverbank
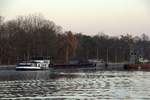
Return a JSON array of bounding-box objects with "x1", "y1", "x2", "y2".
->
[{"x1": 0, "y1": 15, "x2": 150, "y2": 65}]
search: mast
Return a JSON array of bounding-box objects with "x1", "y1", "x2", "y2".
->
[
  {"x1": 115, "y1": 48, "x2": 117, "y2": 63},
  {"x1": 96, "y1": 47, "x2": 99, "y2": 60},
  {"x1": 65, "y1": 46, "x2": 69, "y2": 64},
  {"x1": 106, "y1": 48, "x2": 108, "y2": 63}
]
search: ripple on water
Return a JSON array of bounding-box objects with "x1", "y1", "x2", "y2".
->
[{"x1": 0, "y1": 71, "x2": 150, "y2": 99}]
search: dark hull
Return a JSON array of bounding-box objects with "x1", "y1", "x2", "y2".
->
[
  {"x1": 124, "y1": 64, "x2": 150, "y2": 70},
  {"x1": 16, "y1": 68, "x2": 48, "y2": 71},
  {"x1": 50, "y1": 63, "x2": 96, "y2": 69}
]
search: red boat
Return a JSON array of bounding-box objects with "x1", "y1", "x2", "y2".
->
[
  {"x1": 124, "y1": 46, "x2": 150, "y2": 70},
  {"x1": 124, "y1": 63, "x2": 150, "y2": 70}
]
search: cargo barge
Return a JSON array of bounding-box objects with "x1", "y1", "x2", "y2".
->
[
  {"x1": 50, "y1": 59, "x2": 96, "y2": 69},
  {"x1": 50, "y1": 63, "x2": 96, "y2": 69}
]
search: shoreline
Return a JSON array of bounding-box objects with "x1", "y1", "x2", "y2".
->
[{"x1": 0, "y1": 65, "x2": 16, "y2": 70}]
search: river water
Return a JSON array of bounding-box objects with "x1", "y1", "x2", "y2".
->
[{"x1": 0, "y1": 69, "x2": 150, "y2": 100}]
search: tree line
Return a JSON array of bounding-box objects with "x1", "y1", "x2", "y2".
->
[{"x1": 0, "y1": 15, "x2": 150, "y2": 64}]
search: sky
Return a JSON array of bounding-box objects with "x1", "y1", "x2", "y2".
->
[{"x1": 0, "y1": 0, "x2": 150, "y2": 36}]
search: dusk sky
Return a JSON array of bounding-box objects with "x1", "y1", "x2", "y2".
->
[{"x1": 0, "y1": 0, "x2": 150, "y2": 36}]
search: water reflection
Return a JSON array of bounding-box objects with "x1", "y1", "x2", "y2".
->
[
  {"x1": 0, "y1": 70, "x2": 51, "y2": 81},
  {"x1": 0, "y1": 69, "x2": 150, "y2": 99}
]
